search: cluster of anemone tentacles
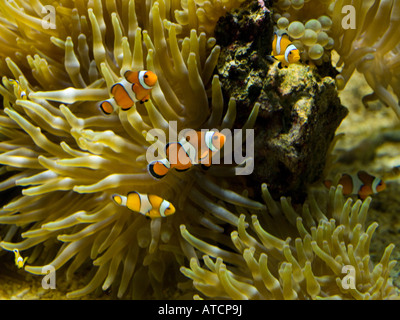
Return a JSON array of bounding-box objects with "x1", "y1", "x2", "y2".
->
[
  {"x1": 272, "y1": 0, "x2": 400, "y2": 118},
  {"x1": 0, "y1": 0, "x2": 398, "y2": 301},
  {"x1": 182, "y1": 185, "x2": 399, "y2": 300},
  {"x1": 0, "y1": 0, "x2": 258, "y2": 299}
]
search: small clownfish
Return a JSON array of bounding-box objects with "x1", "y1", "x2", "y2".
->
[
  {"x1": 148, "y1": 130, "x2": 226, "y2": 179},
  {"x1": 324, "y1": 170, "x2": 386, "y2": 200},
  {"x1": 271, "y1": 33, "x2": 300, "y2": 69},
  {"x1": 100, "y1": 70, "x2": 158, "y2": 115},
  {"x1": 13, "y1": 249, "x2": 27, "y2": 269},
  {"x1": 9, "y1": 79, "x2": 27, "y2": 99},
  {"x1": 112, "y1": 192, "x2": 175, "y2": 219}
]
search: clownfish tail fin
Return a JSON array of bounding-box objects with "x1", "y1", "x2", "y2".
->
[
  {"x1": 148, "y1": 159, "x2": 170, "y2": 179},
  {"x1": 112, "y1": 194, "x2": 123, "y2": 206},
  {"x1": 100, "y1": 99, "x2": 116, "y2": 115}
]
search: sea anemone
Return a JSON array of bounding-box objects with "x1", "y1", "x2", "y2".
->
[
  {"x1": 0, "y1": 0, "x2": 398, "y2": 301},
  {"x1": 0, "y1": 0, "x2": 256, "y2": 298},
  {"x1": 271, "y1": 0, "x2": 400, "y2": 118},
  {"x1": 272, "y1": 0, "x2": 335, "y2": 65},
  {"x1": 181, "y1": 185, "x2": 399, "y2": 300}
]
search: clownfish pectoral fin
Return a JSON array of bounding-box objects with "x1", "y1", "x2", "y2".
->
[
  {"x1": 148, "y1": 160, "x2": 170, "y2": 179},
  {"x1": 358, "y1": 184, "x2": 373, "y2": 200},
  {"x1": 140, "y1": 95, "x2": 150, "y2": 104},
  {"x1": 201, "y1": 163, "x2": 211, "y2": 170}
]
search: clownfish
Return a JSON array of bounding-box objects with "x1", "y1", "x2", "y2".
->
[
  {"x1": 148, "y1": 130, "x2": 226, "y2": 179},
  {"x1": 112, "y1": 192, "x2": 175, "y2": 219},
  {"x1": 271, "y1": 33, "x2": 300, "y2": 69},
  {"x1": 9, "y1": 79, "x2": 27, "y2": 99},
  {"x1": 13, "y1": 249, "x2": 27, "y2": 269},
  {"x1": 100, "y1": 70, "x2": 158, "y2": 115},
  {"x1": 324, "y1": 171, "x2": 386, "y2": 200}
]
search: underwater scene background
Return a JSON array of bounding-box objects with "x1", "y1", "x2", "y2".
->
[{"x1": 0, "y1": 0, "x2": 399, "y2": 300}]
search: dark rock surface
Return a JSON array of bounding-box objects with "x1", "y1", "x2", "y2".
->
[{"x1": 215, "y1": 1, "x2": 348, "y2": 202}]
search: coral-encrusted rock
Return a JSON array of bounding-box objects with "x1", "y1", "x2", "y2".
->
[{"x1": 215, "y1": 1, "x2": 348, "y2": 202}]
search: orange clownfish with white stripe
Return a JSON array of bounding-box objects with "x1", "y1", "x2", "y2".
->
[
  {"x1": 112, "y1": 192, "x2": 175, "y2": 219},
  {"x1": 324, "y1": 171, "x2": 386, "y2": 200},
  {"x1": 148, "y1": 130, "x2": 226, "y2": 179},
  {"x1": 100, "y1": 70, "x2": 158, "y2": 115},
  {"x1": 271, "y1": 33, "x2": 300, "y2": 69}
]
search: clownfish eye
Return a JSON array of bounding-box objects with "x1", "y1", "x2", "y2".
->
[
  {"x1": 144, "y1": 74, "x2": 148, "y2": 78},
  {"x1": 213, "y1": 135, "x2": 218, "y2": 140}
]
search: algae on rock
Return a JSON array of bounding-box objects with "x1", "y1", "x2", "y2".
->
[{"x1": 215, "y1": 1, "x2": 348, "y2": 201}]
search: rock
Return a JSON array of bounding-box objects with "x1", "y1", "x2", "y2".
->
[{"x1": 215, "y1": 0, "x2": 348, "y2": 202}]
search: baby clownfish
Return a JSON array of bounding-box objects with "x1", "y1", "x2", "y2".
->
[
  {"x1": 13, "y1": 249, "x2": 27, "y2": 269},
  {"x1": 9, "y1": 79, "x2": 27, "y2": 99},
  {"x1": 271, "y1": 33, "x2": 300, "y2": 69},
  {"x1": 324, "y1": 171, "x2": 386, "y2": 200},
  {"x1": 148, "y1": 130, "x2": 226, "y2": 179},
  {"x1": 100, "y1": 70, "x2": 158, "y2": 115},
  {"x1": 112, "y1": 192, "x2": 175, "y2": 219}
]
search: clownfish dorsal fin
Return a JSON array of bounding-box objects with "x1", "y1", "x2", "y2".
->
[
  {"x1": 357, "y1": 170, "x2": 374, "y2": 186},
  {"x1": 124, "y1": 70, "x2": 136, "y2": 83}
]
